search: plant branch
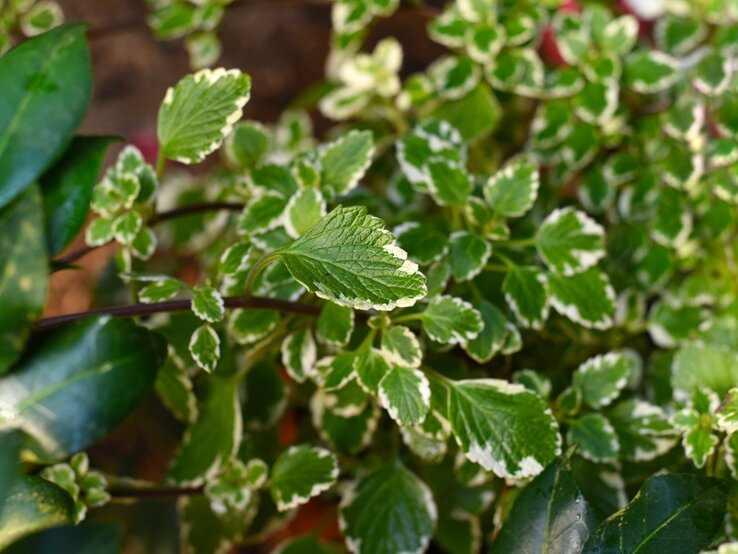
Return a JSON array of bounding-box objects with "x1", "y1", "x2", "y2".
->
[
  {"x1": 53, "y1": 202, "x2": 245, "y2": 266},
  {"x1": 34, "y1": 296, "x2": 321, "y2": 331}
]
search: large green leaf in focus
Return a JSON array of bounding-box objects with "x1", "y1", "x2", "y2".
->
[
  {"x1": 280, "y1": 206, "x2": 427, "y2": 311},
  {"x1": 583, "y1": 474, "x2": 726, "y2": 554},
  {"x1": 0, "y1": 476, "x2": 75, "y2": 549},
  {"x1": 0, "y1": 317, "x2": 166, "y2": 462},
  {"x1": 0, "y1": 185, "x2": 48, "y2": 374},
  {"x1": 40, "y1": 136, "x2": 117, "y2": 255},
  {"x1": 339, "y1": 461, "x2": 437, "y2": 554},
  {"x1": 0, "y1": 24, "x2": 92, "y2": 209},
  {"x1": 491, "y1": 457, "x2": 598, "y2": 554}
]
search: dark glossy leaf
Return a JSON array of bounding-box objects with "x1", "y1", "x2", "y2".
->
[
  {"x1": 4, "y1": 522, "x2": 123, "y2": 554},
  {"x1": 0, "y1": 25, "x2": 92, "y2": 209},
  {"x1": 0, "y1": 476, "x2": 74, "y2": 549},
  {"x1": 491, "y1": 457, "x2": 597, "y2": 554},
  {"x1": 40, "y1": 136, "x2": 118, "y2": 255},
  {"x1": 583, "y1": 474, "x2": 726, "y2": 554},
  {"x1": 0, "y1": 317, "x2": 166, "y2": 462},
  {"x1": 0, "y1": 184, "x2": 48, "y2": 375}
]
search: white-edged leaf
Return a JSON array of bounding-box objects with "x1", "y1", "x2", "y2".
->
[
  {"x1": 503, "y1": 267, "x2": 549, "y2": 330},
  {"x1": 607, "y1": 400, "x2": 677, "y2": 461},
  {"x1": 281, "y1": 329, "x2": 316, "y2": 383},
  {"x1": 381, "y1": 326, "x2": 422, "y2": 368},
  {"x1": 228, "y1": 309, "x2": 279, "y2": 345},
  {"x1": 354, "y1": 347, "x2": 391, "y2": 394},
  {"x1": 465, "y1": 300, "x2": 515, "y2": 363},
  {"x1": 320, "y1": 130, "x2": 374, "y2": 197},
  {"x1": 139, "y1": 278, "x2": 188, "y2": 303},
  {"x1": 191, "y1": 286, "x2": 225, "y2": 323},
  {"x1": 238, "y1": 192, "x2": 288, "y2": 236},
  {"x1": 158, "y1": 68, "x2": 251, "y2": 164},
  {"x1": 112, "y1": 211, "x2": 142, "y2": 245},
  {"x1": 568, "y1": 413, "x2": 620, "y2": 463},
  {"x1": 448, "y1": 231, "x2": 491, "y2": 281},
  {"x1": 219, "y1": 242, "x2": 252, "y2": 276},
  {"x1": 536, "y1": 207, "x2": 605, "y2": 276},
  {"x1": 279, "y1": 206, "x2": 427, "y2": 311},
  {"x1": 394, "y1": 221, "x2": 448, "y2": 265},
  {"x1": 573, "y1": 351, "x2": 639, "y2": 409},
  {"x1": 483, "y1": 156, "x2": 539, "y2": 217},
  {"x1": 378, "y1": 365, "x2": 431, "y2": 426},
  {"x1": 397, "y1": 119, "x2": 466, "y2": 191},
  {"x1": 548, "y1": 268, "x2": 615, "y2": 330},
  {"x1": 316, "y1": 302, "x2": 355, "y2": 347},
  {"x1": 339, "y1": 462, "x2": 437, "y2": 554},
  {"x1": 421, "y1": 295, "x2": 483, "y2": 345},
  {"x1": 625, "y1": 51, "x2": 681, "y2": 94},
  {"x1": 427, "y1": 161, "x2": 473, "y2": 206},
  {"x1": 447, "y1": 379, "x2": 560, "y2": 479},
  {"x1": 672, "y1": 342, "x2": 738, "y2": 399},
  {"x1": 189, "y1": 324, "x2": 220, "y2": 373},
  {"x1": 283, "y1": 187, "x2": 327, "y2": 239},
  {"x1": 270, "y1": 445, "x2": 338, "y2": 511}
]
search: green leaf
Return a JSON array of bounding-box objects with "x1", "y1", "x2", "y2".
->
[
  {"x1": 312, "y1": 390, "x2": 379, "y2": 454},
  {"x1": 320, "y1": 130, "x2": 374, "y2": 197},
  {"x1": 279, "y1": 206, "x2": 427, "y2": 311},
  {"x1": 421, "y1": 295, "x2": 483, "y2": 345},
  {"x1": 484, "y1": 156, "x2": 540, "y2": 217},
  {"x1": 315, "y1": 352, "x2": 357, "y2": 391},
  {"x1": 339, "y1": 462, "x2": 437, "y2": 554},
  {"x1": 0, "y1": 477, "x2": 75, "y2": 549},
  {"x1": 157, "y1": 68, "x2": 251, "y2": 164},
  {"x1": 548, "y1": 268, "x2": 615, "y2": 330},
  {"x1": 672, "y1": 342, "x2": 738, "y2": 398},
  {"x1": 354, "y1": 347, "x2": 391, "y2": 394},
  {"x1": 273, "y1": 534, "x2": 341, "y2": 554},
  {"x1": 270, "y1": 445, "x2": 338, "y2": 511},
  {"x1": 718, "y1": 388, "x2": 738, "y2": 434},
  {"x1": 394, "y1": 222, "x2": 448, "y2": 265},
  {"x1": 228, "y1": 309, "x2": 279, "y2": 345},
  {"x1": 148, "y1": 2, "x2": 199, "y2": 39},
  {"x1": 427, "y1": 161, "x2": 473, "y2": 207},
  {"x1": 625, "y1": 50, "x2": 681, "y2": 94},
  {"x1": 568, "y1": 413, "x2": 620, "y2": 463},
  {"x1": 167, "y1": 377, "x2": 240, "y2": 485},
  {"x1": 607, "y1": 400, "x2": 676, "y2": 461},
  {"x1": 378, "y1": 365, "x2": 431, "y2": 426},
  {"x1": 536, "y1": 207, "x2": 605, "y2": 276},
  {"x1": 448, "y1": 232, "x2": 491, "y2": 281},
  {"x1": 429, "y1": 55, "x2": 480, "y2": 100},
  {"x1": 281, "y1": 329, "x2": 316, "y2": 383},
  {"x1": 0, "y1": 25, "x2": 92, "y2": 209},
  {"x1": 381, "y1": 326, "x2": 421, "y2": 368},
  {"x1": 573, "y1": 351, "x2": 638, "y2": 409},
  {"x1": 242, "y1": 361, "x2": 286, "y2": 430},
  {"x1": 84, "y1": 217, "x2": 114, "y2": 247},
  {"x1": 465, "y1": 300, "x2": 516, "y2": 363},
  {"x1": 0, "y1": 317, "x2": 165, "y2": 462},
  {"x1": 317, "y1": 302, "x2": 354, "y2": 347},
  {"x1": 491, "y1": 457, "x2": 598, "y2": 554},
  {"x1": 693, "y1": 50, "x2": 731, "y2": 96},
  {"x1": 191, "y1": 286, "x2": 225, "y2": 323},
  {"x1": 138, "y1": 277, "x2": 187, "y2": 303},
  {"x1": 503, "y1": 267, "x2": 549, "y2": 330},
  {"x1": 284, "y1": 187, "x2": 326, "y2": 238},
  {"x1": 583, "y1": 474, "x2": 726, "y2": 554},
  {"x1": 429, "y1": 84, "x2": 501, "y2": 142},
  {"x1": 189, "y1": 324, "x2": 220, "y2": 373},
  {"x1": 112, "y1": 211, "x2": 142, "y2": 245},
  {"x1": 40, "y1": 136, "x2": 116, "y2": 255},
  {"x1": 397, "y1": 120, "x2": 466, "y2": 192},
  {"x1": 155, "y1": 353, "x2": 198, "y2": 424},
  {"x1": 655, "y1": 15, "x2": 706, "y2": 55},
  {"x1": 446, "y1": 379, "x2": 560, "y2": 478},
  {"x1": 0, "y1": 185, "x2": 48, "y2": 374},
  {"x1": 223, "y1": 121, "x2": 270, "y2": 168},
  {"x1": 238, "y1": 192, "x2": 288, "y2": 236}
]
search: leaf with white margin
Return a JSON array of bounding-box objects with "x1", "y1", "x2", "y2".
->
[
  {"x1": 228, "y1": 309, "x2": 279, "y2": 345},
  {"x1": 381, "y1": 326, "x2": 422, "y2": 368},
  {"x1": 567, "y1": 413, "x2": 620, "y2": 463},
  {"x1": 421, "y1": 295, "x2": 483, "y2": 345},
  {"x1": 112, "y1": 211, "x2": 142, "y2": 245},
  {"x1": 726, "y1": 433, "x2": 738, "y2": 480},
  {"x1": 339, "y1": 461, "x2": 437, "y2": 554},
  {"x1": 717, "y1": 388, "x2": 738, "y2": 434},
  {"x1": 319, "y1": 130, "x2": 374, "y2": 198},
  {"x1": 448, "y1": 231, "x2": 490, "y2": 281},
  {"x1": 427, "y1": 161, "x2": 473, "y2": 206},
  {"x1": 284, "y1": 187, "x2": 327, "y2": 239},
  {"x1": 394, "y1": 222, "x2": 448, "y2": 265},
  {"x1": 157, "y1": 68, "x2": 251, "y2": 164},
  {"x1": 219, "y1": 242, "x2": 252, "y2": 276},
  {"x1": 672, "y1": 342, "x2": 738, "y2": 399},
  {"x1": 606, "y1": 399, "x2": 677, "y2": 461},
  {"x1": 354, "y1": 347, "x2": 391, "y2": 394},
  {"x1": 536, "y1": 208, "x2": 605, "y2": 276},
  {"x1": 191, "y1": 286, "x2": 225, "y2": 323},
  {"x1": 279, "y1": 206, "x2": 427, "y2": 311},
  {"x1": 311, "y1": 389, "x2": 380, "y2": 454},
  {"x1": 315, "y1": 352, "x2": 357, "y2": 391},
  {"x1": 401, "y1": 410, "x2": 451, "y2": 462},
  {"x1": 572, "y1": 351, "x2": 638, "y2": 409},
  {"x1": 270, "y1": 445, "x2": 338, "y2": 511},
  {"x1": 503, "y1": 267, "x2": 549, "y2": 330},
  {"x1": 139, "y1": 277, "x2": 188, "y2": 303},
  {"x1": 238, "y1": 192, "x2": 288, "y2": 236},
  {"x1": 484, "y1": 156, "x2": 540, "y2": 217},
  {"x1": 465, "y1": 300, "x2": 516, "y2": 364},
  {"x1": 316, "y1": 302, "x2": 354, "y2": 347},
  {"x1": 548, "y1": 268, "x2": 615, "y2": 330},
  {"x1": 281, "y1": 329, "x2": 316, "y2": 383},
  {"x1": 378, "y1": 365, "x2": 430, "y2": 426},
  {"x1": 693, "y1": 50, "x2": 731, "y2": 96},
  {"x1": 189, "y1": 324, "x2": 220, "y2": 373},
  {"x1": 624, "y1": 51, "x2": 681, "y2": 94},
  {"x1": 429, "y1": 55, "x2": 480, "y2": 100},
  {"x1": 446, "y1": 379, "x2": 561, "y2": 479}
]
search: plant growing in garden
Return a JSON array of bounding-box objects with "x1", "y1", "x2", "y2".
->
[{"x1": 1, "y1": 0, "x2": 738, "y2": 552}]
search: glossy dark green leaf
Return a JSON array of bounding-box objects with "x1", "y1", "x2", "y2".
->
[
  {"x1": 491, "y1": 457, "x2": 597, "y2": 554},
  {"x1": 0, "y1": 476, "x2": 75, "y2": 549},
  {"x1": 0, "y1": 317, "x2": 166, "y2": 463},
  {"x1": 583, "y1": 474, "x2": 726, "y2": 554},
  {"x1": 0, "y1": 185, "x2": 48, "y2": 375},
  {"x1": 0, "y1": 25, "x2": 92, "y2": 209},
  {"x1": 40, "y1": 136, "x2": 118, "y2": 255},
  {"x1": 4, "y1": 522, "x2": 123, "y2": 554}
]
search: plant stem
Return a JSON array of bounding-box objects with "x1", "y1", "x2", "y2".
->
[
  {"x1": 33, "y1": 296, "x2": 321, "y2": 331},
  {"x1": 244, "y1": 251, "x2": 281, "y2": 297},
  {"x1": 53, "y1": 202, "x2": 245, "y2": 266},
  {"x1": 496, "y1": 237, "x2": 536, "y2": 248}
]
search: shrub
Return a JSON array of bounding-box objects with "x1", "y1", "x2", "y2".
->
[{"x1": 1, "y1": 1, "x2": 738, "y2": 552}]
